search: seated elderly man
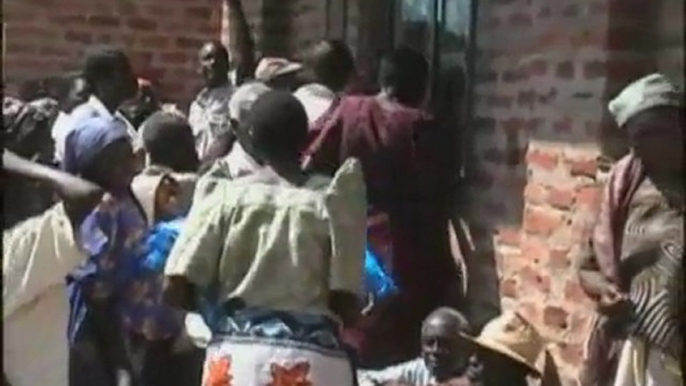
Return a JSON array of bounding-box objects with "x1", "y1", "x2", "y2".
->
[{"x1": 358, "y1": 307, "x2": 480, "y2": 386}]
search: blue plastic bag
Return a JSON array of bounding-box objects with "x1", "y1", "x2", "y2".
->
[
  {"x1": 364, "y1": 246, "x2": 398, "y2": 300},
  {"x1": 142, "y1": 217, "x2": 185, "y2": 272}
]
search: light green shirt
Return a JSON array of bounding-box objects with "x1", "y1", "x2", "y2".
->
[{"x1": 165, "y1": 158, "x2": 367, "y2": 317}]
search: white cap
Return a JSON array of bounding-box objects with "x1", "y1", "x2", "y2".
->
[
  {"x1": 254, "y1": 57, "x2": 303, "y2": 82},
  {"x1": 608, "y1": 73, "x2": 682, "y2": 128}
]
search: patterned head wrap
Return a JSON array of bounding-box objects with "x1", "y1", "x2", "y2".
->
[{"x1": 63, "y1": 116, "x2": 129, "y2": 175}]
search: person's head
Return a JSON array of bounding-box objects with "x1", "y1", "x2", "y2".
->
[
  {"x1": 609, "y1": 73, "x2": 684, "y2": 179},
  {"x1": 198, "y1": 41, "x2": 230, "y2": 88},
  {"x1": 58, "y1": 72, "x2": 90, "y2": 113},
  {"x1": 63, "y1": 116, "x2": 136, "y2": 194},
  {"x1": 131, "y1": 174, "x2": 181, "y2": 225},
  {"x1": 83, "y1": 46, "x2": 138, "y2": 108},
  {"x1": 140, "y1": 111, "x2": 200, "y2": 173},
  {"x1": 304, "y1": 40, "x2": 356, "y2": 92},
  {"x1": 379, "y1": 47, "x2": 429, "y2": 107},
  {"x1": 254, "y1": 57, "x2": 304, "y2": 91},
  {"x1": 3, "y1": 97, "x2": 59, "y2": 165},
  {"x1": 119, "y1": 78, "x2": 161, "y2": 129},
  {"x1": 468, "y1": 311, "x2": 543, "y2": 386},
  {"x1": 229, "y1": 81, "x2": 272, "y2": 131},
  {"x1": 421, "y1": 307, "x2": 473, "y2": 382},
  {"x1": 244, "y1": 90, "x2": 308, "y2": 165}
]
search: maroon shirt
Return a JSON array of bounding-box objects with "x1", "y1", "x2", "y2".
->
[{"x1": 304, "y1": 95, "x2": 459, "y2": 366}]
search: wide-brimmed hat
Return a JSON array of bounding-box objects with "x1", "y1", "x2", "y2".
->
[
  {"x1": 254, "y1": 57, "x2": 303, "y2": 82},
  {"x1": 462, "y1": 311, "x2": 544, "y2": 376}
]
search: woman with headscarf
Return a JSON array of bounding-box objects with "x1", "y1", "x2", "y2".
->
[
  {"x1": 577, "y1": 74, "x2": 683, "y2": 386},
  {"x1": 163, "y1": 91, "x2": 366, "y2": 385},
  {"x1": 62, "y1": 116, "x2": 149, "y2": 386}
]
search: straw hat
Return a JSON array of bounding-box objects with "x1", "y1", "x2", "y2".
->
[{"x1": 462, "y1": 311, "x2": 544, "y2": 376}]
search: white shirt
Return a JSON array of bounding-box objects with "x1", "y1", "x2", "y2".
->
[
  {"x1": 188, "y1": 84, "x2": 234, "y2": 161},
  {"x1": 3, "y1": 203, "x2": 87, "y2": 386},
  {"x1": 51, "y1": 111, "x2": 74, "y2": 163},
  {"x1": 294, "y1": 83, "x2": 337, "y2": 126},
  {"x1": 69, "y1": 95, "x2": 142, "y2": 151},
  {"x1": 358, "y1": 358, "x2": 437, "y2": 386}
]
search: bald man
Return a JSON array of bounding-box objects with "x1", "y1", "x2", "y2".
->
[{"x1": 358, "y1": 307, "x2": 480, "y2": 386}]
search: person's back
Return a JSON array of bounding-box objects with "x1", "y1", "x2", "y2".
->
[
  {"x1": 304, "y1": 48, "x2": 458, "y2": 367},
  {"x1": 174, "y1": 158, "x2": 364, "y2": 315}
]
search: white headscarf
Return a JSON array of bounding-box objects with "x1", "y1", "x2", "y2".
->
[{"x1": 608, "y1": 73, "x2": 682, "y2": 128}]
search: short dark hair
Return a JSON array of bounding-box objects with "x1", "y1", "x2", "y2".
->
[
  {"x1": 305, "y1": 40, "x2": 355, "y2": 92},
  {"x1": 247, "y1": 90, "x2": 308, "y2": 161},
  {"x1": 141, "y1": 111, "x2": 199, "y2": 172},
  {"x1": 202, "y1": 40, "x2": 230, "y2": 64},
  {"x1": 379, "y1": 47, "x2": 429, "y2": 106},
  {"x1": 82, "y1": 46, "x2": 131, "y2": 89}
]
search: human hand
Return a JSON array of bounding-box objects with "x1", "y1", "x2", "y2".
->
[{"x1": 597, "y1": 285, "x2": 631, "y2": 320}]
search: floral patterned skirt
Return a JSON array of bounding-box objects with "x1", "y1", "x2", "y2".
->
[{"x1": 202, "y1": 307, "x2": 355, "y2": 386}]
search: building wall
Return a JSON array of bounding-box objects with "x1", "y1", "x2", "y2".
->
[
  {"x1": 464, "y1": 0, "x2": 679, "y2": 384},
  {"x1": 2, "y1": 0, "x2": 222, "y2": 107}
]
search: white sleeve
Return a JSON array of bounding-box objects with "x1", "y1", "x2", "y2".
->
[
  {"x1": 3, "y1": 203, "x2": 86, "y2": 318},
  {"x1": 358, "y1": 359, "x2": 427, "y2": 386}
]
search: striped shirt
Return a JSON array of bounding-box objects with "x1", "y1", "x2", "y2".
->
[{"x1": 622, "y1": 178, "x2": 683, "y2": 358}]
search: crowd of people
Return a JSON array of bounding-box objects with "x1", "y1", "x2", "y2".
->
[{"x1": 2, "y1": 2, "x2": 683, "y2": 385}]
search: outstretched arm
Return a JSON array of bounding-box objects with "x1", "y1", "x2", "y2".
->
[
  {"x1": 3, "y1": 150, "x2": 103, "y2": 228},
  {"x1": 225, "y1": 0, "x2": 255, "y2": 84}
]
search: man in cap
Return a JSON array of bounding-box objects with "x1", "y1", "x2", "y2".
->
[
  {"x1": 358, "y1": 307, "x2": 479, "y2": 386},
  {"x1": 578, "y1": 73, "x2": 683, "y2": 386},
  {"x1": 193, "y1": 81, "x2": 272, "y2": 201}
]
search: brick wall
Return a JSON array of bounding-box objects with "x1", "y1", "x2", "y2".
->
[
  {"x1": 3, "y1": 0, "x2": 222, "y2": 107},
  {"x1": 465, "y1": 0, "x2": 678, "y2": 384}
]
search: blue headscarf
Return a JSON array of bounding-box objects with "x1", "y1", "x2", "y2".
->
[{"x1": 62, "y1": 116, "x2": 128, "y2": 175}]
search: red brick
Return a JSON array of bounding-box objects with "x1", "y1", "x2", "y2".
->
[
  {"x1": 159, "y1": 52, "x2": 189, "y2": 65},
  {"x1": 176, "y1": 36, "x2": 206, "y2": 49},
  {"x1": 487, "y1": 94, "x2": 513, "y2": 109},
  {"x1": 497, "y1": 228, "x2": 521, "y2": 247},
  {"x1": 127, "y1": 17, "x2": 158, "y2": 31},
  {"x1": 502, "y1": 117, "x2": 526, "y2": 133},
  {"x1": 549, "y1": 248, "x2": 571, "y2": 269},
  {"x1": 568, "y1": 157, "x2": 598, "y2": 178},
  {"x1": 482, "y1": 17, "x2": 502, "y2": 29},
  {"x1": 528, "y1": 59, "x2": 549, "y2": 76},
  {"x1": 474, "y1": 117, "x2": 497, "y2": 133},
  {"x1": 524, "y1": 207, "x2": 563, "y2": 237},
  {"x1": 88, "y1": 15, "x2": 121, "y2": 27},
  {"x1": 524, "y1": 183, "x2": 548, "y2": 205},
  {"x1": 517, "y1": 90, "x2": 536, "y2": 109},
  {"x1": 543, "y1": 305, "x2": 569, "y2": 330},
  {"x1": 64, "y1": 31, "x2": 92, "y2": 44},
  {"x1": 50, "y1": 14, "x2": 87, "y2": 25},
  {"x1": 575, "y1": 186, "x2": 602, "y2": 211},
  {"x1": 500, "y1": 278, "x2": 518, "y2": 298},
  {"x1": 569, "y1": 311, "x2": 591, "y2": 337},
  {"x1": 139, "y1": 35, "x2": 171, "y2": 49},
  {"x1": 562, "y1": 4, "x2": 580, "y2": 17},
  {"x1": 556, "y1": 61, "x2": 575, "y2": 79},
  {"x1": 556, "y1": 342, "x2": 584, "y2": 367},
  {"x1": 553, "y1": 116, "x2": 574, "y2": 134},
  {"x1": 521, "y1": 237, "x2": 549, "y2": 265},
  {"x1": 538, "y1": 88, "x2": 558, "y2": 105},
  {"x1": 538, "y1": 6, "x2": 552, "y2": 18},
  {"x1": 519, "y1": 265, "x2": 551, "y2": 294},
  {"x1": 509, "y1": 12, "x2": 533, "y2": 27},
  {"x1": 526, "y1": 118, "x2": 543, "y2": 132},
  {"x1": 526, "y1": 149, "x2": 559, "y2": 171},
  {"x1": 548, "y1": 187, "x2": 574, "y2": 209},
  {"x1": 583, "y1": 60, "x2": 605, "y2": 79},
  {"x1": 475, "y1": 70, "x2": 498, "y2": 83},
  {"x1": 185, "y1": 6, "x2": 213, "y2": 20},
  {"x1": 564, "y1": 281, "x2": 590, "y2": 304},
  {"x1": 502, "y1": 68, "x2": 526, "y2": 83}
]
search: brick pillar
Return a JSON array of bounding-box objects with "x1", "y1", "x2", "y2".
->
[{"x1": 466, "y1": 0, "x2": 672, "y2": 384}]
